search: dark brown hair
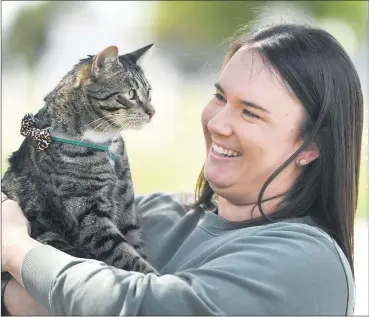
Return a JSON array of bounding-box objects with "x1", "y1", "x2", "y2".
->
[{"x1": 192, "y1": 23, "x2": 363, "y2": 276}]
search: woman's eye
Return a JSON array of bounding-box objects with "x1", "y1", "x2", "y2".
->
[
  {"x1": 243, "y1": 109, "x2": 260, "y2": 119},
  {"x1": 128, "y1": 89, "x2": 137, "y2": 100},
  {"x1": 213, "y1": 93, "x2": 226, "y2": 103}
]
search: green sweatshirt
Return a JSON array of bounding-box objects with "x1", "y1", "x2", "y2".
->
[{"x1": 21, "y1": 192, "x2": 354, "y2": 315}]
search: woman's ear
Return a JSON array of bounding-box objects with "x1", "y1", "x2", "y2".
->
[{"x1": 296, "y1": 142, "x2": 320, "y2": 166}]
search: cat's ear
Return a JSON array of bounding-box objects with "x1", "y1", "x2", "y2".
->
[
  {"x1": 90, "y1": 46, "x2": 119, "y2": 78},
  {"x1": 124, "y1": 44, "x2": 153, "y2": 64}
]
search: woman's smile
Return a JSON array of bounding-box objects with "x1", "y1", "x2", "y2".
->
[{"x1": 211, "y1": 142, "x2": 242, "y2": 157}]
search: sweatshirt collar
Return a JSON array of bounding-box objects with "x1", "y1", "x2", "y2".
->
[{"x1": 199, "y1": 206, "x2": 315, "y2": 234}]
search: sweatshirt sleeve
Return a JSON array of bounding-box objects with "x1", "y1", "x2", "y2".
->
[{"x1": 20, "y1": 224, "x2": 352, "y2": 315}]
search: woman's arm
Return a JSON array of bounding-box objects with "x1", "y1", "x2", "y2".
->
[
  {"x1": 4, "y1": 279, "x2": 50, "y2": 316},
  {"x1": 18, "y1": 230, "x2": 352, "y2": 316},
  {"x1": 20, "y1": 245, "x2": 221, "y2": 315}
]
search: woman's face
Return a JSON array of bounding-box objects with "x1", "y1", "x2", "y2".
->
[{"x1": 202, "y1": 47, "x2": 307, "y2": 205}]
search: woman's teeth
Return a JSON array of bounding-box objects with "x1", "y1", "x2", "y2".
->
[{"x1": 212, "y1": 144, "x2": 242, "y2": 157}]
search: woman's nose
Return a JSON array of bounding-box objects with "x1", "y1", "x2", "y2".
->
[{"x1": 207, "y1": 108, "x2": 233, "y2": 137}]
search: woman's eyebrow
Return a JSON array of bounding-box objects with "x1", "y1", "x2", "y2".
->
[
  {"x1": 214, "y1": 82, "x2": 270, "y2": 114},
  {"x1": 214, "y1": 82, "x2": 226, "y2": 94}
]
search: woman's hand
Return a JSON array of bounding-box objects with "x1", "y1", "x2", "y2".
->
[
  {"x1": 4, "y1": 279, "x2": 50, "y2": 315},
  {"x1": 1, "y1": 193, "x2": 31, "y2": 271},
  {"x1": 1, "y1": 193, "x2": 41, "y2": 283},
  {"x1": 1, "y1": 194, "x2": 49, "y2": 315}
]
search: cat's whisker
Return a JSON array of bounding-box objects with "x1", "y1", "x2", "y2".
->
[
  {"x1": 118, "y1": 119, "x2": 131, "y2": 131},
  {"x1": 101, "y1": 121, "x2": 116, "y2": 137},
  {"x1": 81, "y1": 112, "x2": 144, "y2": 142},
  {"x1": 81, "y1": 114, "x2": 137, "y2": 143},
  {"x1": 117, "y1": 119, "x2": 133, "y2": 132},
  {"x1": 83, "y1": 114, "x2": 116, "y2": 130},
  {"x1": 113, "y1": 123, "x2": 124, "y2": 139},
  {"x1": 85, "y1": 114, "x2": 114, "y2": 127},
  {"x1": 130, "y1": 118, "x2": 143, "y2": 129},
  {"x1": 116, "y1": 119, "x2": 134, "y2": 135},
  {"x1": 80, "y1": 115, "x2": 117, "y2": 142},
  {"x1": 98, "y1": 120, "x2": 117, "y2": 143},
  {"x1": 113, "y1": 112, "x2": 142, "y2": 120},
  {"x1": 79, "y1": 120, "x2": 109, "y2": 144}
]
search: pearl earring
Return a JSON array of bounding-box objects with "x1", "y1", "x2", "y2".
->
[{"x1": 299, "y1": 159, "x2": 307, "y2": 166}]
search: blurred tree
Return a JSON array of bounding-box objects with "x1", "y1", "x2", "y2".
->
[
  {"x1": 153, "y1": 1, "x2": 262, "y2": 46},
  {"x1": 150, "y1": 0, "x2": 367, "y2": 74},
  {"x1": 153, "y1": 1, "x2": 367, "y2": 47},
  {"x1": 307, "y1": 0, "x2": 368, "y2": 39},
  {"x1": 2, "y1": 1, "x2": 86, "y2": 106},
  {"x1": 2, "y1": 1, "x2": 84, "y2": 70}
]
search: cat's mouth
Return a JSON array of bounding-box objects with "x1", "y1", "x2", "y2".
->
[
  {"x1": 129, "y1": 121, "x2": 149, "y2": 130},
  {"x1": 111, "y1": 117, "x2": 151, "y2": 131},
  {"x1": 83, "y1": 117, "x2": 149, "y2": 141}
]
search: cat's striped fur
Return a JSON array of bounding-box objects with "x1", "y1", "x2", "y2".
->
[{"x1": 1, "y1": 45, "x2": 157, "y2": 281}]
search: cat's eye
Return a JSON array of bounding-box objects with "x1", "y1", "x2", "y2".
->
[
  {"x1": 115, "y1": 95, "x2": 128, "y2": 109},
  {"x1": 103, "y1": 106, "x2": 121, "y2": 112},
  {"x1": 128, "y1": 89, "x2": 137, "y2": 100},
  {"x1": 147, "y1": 88, "x2": 152, "y2": 100}
]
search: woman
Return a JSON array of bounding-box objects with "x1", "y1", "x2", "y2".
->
[{"x1": 1, "y1": 22, "x2": 363, "y2": 315}]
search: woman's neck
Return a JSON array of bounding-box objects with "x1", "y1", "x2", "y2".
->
[{"x1": 217, "y1": 195, "x2": 283, "y2": 222}]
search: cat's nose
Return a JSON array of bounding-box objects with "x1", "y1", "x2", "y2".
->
[
  {"x1": 145, "y1": 105, "x2": 155, "y2": 119},
  {"x1": 147, "y1": 109, "x2": 155, "y2": 119}
]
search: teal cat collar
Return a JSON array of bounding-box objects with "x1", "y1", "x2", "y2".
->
[{"x1": 20, "y1": 113, "x2": 116, "y2": 161}]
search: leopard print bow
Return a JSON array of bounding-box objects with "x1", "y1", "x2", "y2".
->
[{"x1": 20, "y1": 114, "x2": 52, "y2": 152}]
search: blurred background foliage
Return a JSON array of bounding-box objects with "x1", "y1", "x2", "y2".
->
[
  {"x1": 3, "y1": 1, "x2": 368, "y2": 73},
  {"x1": 3, "y1": 2, "x2": 82, "y2": 70},
  {"x1": 154, "y1": 0, "x2": 367, "y2": 45},
  {"x1": 151, "y1": 0, "x2": 368, "y2": 73}
]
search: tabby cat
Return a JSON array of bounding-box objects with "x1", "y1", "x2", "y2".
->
[{"x1": 1, "y1": 45, "x2": 158, "y2": 293}]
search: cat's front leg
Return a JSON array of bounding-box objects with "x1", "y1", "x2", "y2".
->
[
  {"x1": 118, "y1": 217, "x2": 149, "y2": 259},
  {"x1": 78, "y1": 213, "x2": 158, "y2": 275},
  {"x1": 35, "y1": 231, "x2": 91, "y2": 258}
]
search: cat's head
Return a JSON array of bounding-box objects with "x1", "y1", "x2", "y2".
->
[{"x1": 76, "y1": 44, "x2": 154, "y2": 131}]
